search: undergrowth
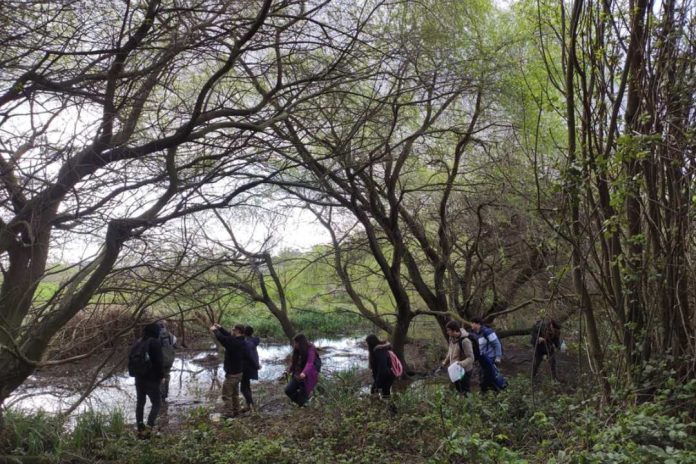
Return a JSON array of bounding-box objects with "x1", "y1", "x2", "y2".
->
[{"x1": 2, "y1": 376, "x2": 695, "y2": 463}]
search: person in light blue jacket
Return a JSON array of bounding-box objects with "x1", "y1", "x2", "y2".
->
[{"x1": 470, "y1": 317, "x2": 505, "y2": 392}]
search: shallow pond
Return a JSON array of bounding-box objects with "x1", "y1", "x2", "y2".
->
[{"x1": 8, "y1": 336, "x2": 369, "y2": 421}]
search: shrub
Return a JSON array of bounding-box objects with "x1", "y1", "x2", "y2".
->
[
  {"x1": 71, "y1": 408, "x2": 127, "y2": 452},
  {"x1": 0, "y1": 409, "x2": 63, "y2": 455}
]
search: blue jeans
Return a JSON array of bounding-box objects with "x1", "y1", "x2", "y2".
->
[{"x1": 479, "y1": 356, "x2": 505, "y2": 392}]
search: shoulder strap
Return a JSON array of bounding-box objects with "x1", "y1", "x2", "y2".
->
[{"x1": 456, "y1": 336, "x2": 468, "y2": 359}]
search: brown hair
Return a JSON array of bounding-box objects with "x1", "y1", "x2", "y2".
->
[{"x1": 290, "y1": 333, "x2": 311, "y2": 374}]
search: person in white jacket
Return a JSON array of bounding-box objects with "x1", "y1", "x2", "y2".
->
[{"x1": 441, "y1": 320, "x2": 475, "y2": 394}]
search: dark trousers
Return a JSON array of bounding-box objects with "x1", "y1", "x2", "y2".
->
[
  {"x1": 240, "y1": 373, "x2": 253, "y2": 406},
  {"x1": 371, "y1": 375, "x2": 395, "y2": 398},
  {"x1": 454, "y1": 373, "x2": 471, "y2": 395},
  {"x1": 533, "y1": 345, "x2": 558, "y2": 380},
  {"x1": 285, "y1": 377, "x2": 308, "y2": 406},
  {"x1": 135, "y1": 378, "x2": 161, "y2": 429},
  {"x1": 160, "y1": 370, "x2": 171, "y2": 400}
]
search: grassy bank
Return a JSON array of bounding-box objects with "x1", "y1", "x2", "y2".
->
[
  {"x1": 222, "y1": 308, "x2": 376, "y2": 341},
  {"x1": 3, "y1": 373, "x2": 695, "y2": 463}
]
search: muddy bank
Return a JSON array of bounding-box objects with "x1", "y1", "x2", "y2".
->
[
  {"x1": 7, "y1": 337, "x2": 370, "y2": 423},
  {"x1": 7, "y1": 336, "x2": 582, "y2": 432}
]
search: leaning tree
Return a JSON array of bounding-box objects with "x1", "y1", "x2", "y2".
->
[{"x1": 0, "y1": 0, "x2": 374, "y2": 410}]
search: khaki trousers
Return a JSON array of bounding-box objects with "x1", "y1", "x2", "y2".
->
[{"x1": 222, "y1": 373, "x2": 242, "y2": 416}]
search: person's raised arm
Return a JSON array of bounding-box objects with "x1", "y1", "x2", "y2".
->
[{"x1": 211, "y1": 325, "x2": 232, "y2": 346}]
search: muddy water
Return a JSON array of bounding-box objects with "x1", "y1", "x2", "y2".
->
[{"x1": 8, "y1": 337, "x2": 368, "y2": 421}]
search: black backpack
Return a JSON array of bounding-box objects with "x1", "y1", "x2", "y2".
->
[
  {"x1": 128, "y1": 339, "x2": 152, "y2": 377},
  {"x1": 459, "y1": 334, "x2": 482, "y2": 361}
]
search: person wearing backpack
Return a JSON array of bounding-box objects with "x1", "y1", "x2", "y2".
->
[
  {"x1": 158, "y1": 320, "x2": 177, "y2": 402},
  {"x1": 470, "y1": 317, "x2": 505, "y2": 393},
  {"x1": 365, "y1": 334, "x2": 399, "y2": 399},
  {"x1": 284, "y1": 333, "x2": 319, "y2": 407},
  {"x1": 531, "y1": 319, "x2": 562, "y2": 382},
  {"x1": 211, "y1": 323, "x2": 248, "y2": 417},
  {"x1": 440, "y1": 320, "x2": 475, "y2": 395},
  {"x1": 241, "y1": 325, "x2": 261, "y2": 412},
  {"x1": 128, "y1": 322, "x2": 164, "y2": 438}
]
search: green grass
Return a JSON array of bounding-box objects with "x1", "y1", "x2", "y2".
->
[
  {"x1": 0, "y1": 409, "x2": 63, "y2": 455},
  {"x1": 71, "y1": 408, "x2": 126, "y2": 452},
  {"x1": 222, "y1": 307, "x2": 375, "y2": 340}
]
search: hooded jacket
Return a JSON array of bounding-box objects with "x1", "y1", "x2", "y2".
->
[
  {"x1": 443, "y1": 329, "x2": 475, "y2": 372},
  {"x1": 531, "y1": 320, "x2": 561, "y2": 351},
  {"x1": 289, "y1": 344, "x2": 319, "y2": 396},
  {"x1": 133, "y1": 322, "x2": 164, "y2": 382},
  {"x1": 213, "y1": 326, "x2": 248, "y2": 375},
  {"x1": 243, "y1": 336, "x2": 261, "y2": 380},
  {"x1": 370, "y1": 343, "x2": 395, "y2": 389},
  {"x1": 474, "y1": 324, "x2": 503, "y2": 360}
]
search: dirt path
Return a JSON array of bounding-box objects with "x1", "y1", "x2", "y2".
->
[{"x1": 12, "y1": 336, "x2": 586, "y2": 435}]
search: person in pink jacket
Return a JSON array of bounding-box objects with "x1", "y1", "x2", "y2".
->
[{"x1": 284, "y1": 333, "x2": 320, "y2": 406}]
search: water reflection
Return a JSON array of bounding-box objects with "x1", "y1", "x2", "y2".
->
[{"x1": 8, "y1": 336, "x2": 368, "y2": 419}]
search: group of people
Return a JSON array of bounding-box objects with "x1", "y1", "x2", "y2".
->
[
  {"x1": 128, "y1": 316, "x2": 562, "y2": 437},
  {"x1": 127, "y1": 321, "x2": 260, "y2": 437},
  {"x1": 211, "y1": 325, "x2": 322, "y2": 414},
  {"x1": 439, "y1": 317, "x2": 562, "y2": 396},
  {"x1": 441, "y1": 318, "x2": 505, "y2": 395},
  {"x1": 126, "y1": 321, "x2": 178, "y2": 437}
]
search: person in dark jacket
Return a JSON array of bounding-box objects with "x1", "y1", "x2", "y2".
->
[
  {"x1": 284, "y1": 333, "x2": 319, "y2": 407},
  {"x1": 211, "y1": 323, "x2": 248, "y2": 417},
  {"x1": 366, "y1": 334, "x2": 396, "y2": 399},
  {"x1": 132, "y1": 322, "x2": 164, "y2": 437},
  {"x1": 241, "y1": 325, "x2": 261, "y2": 411},
  {"x1": 531, "y1": 319, "x2": 561, "y2": 381}
]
